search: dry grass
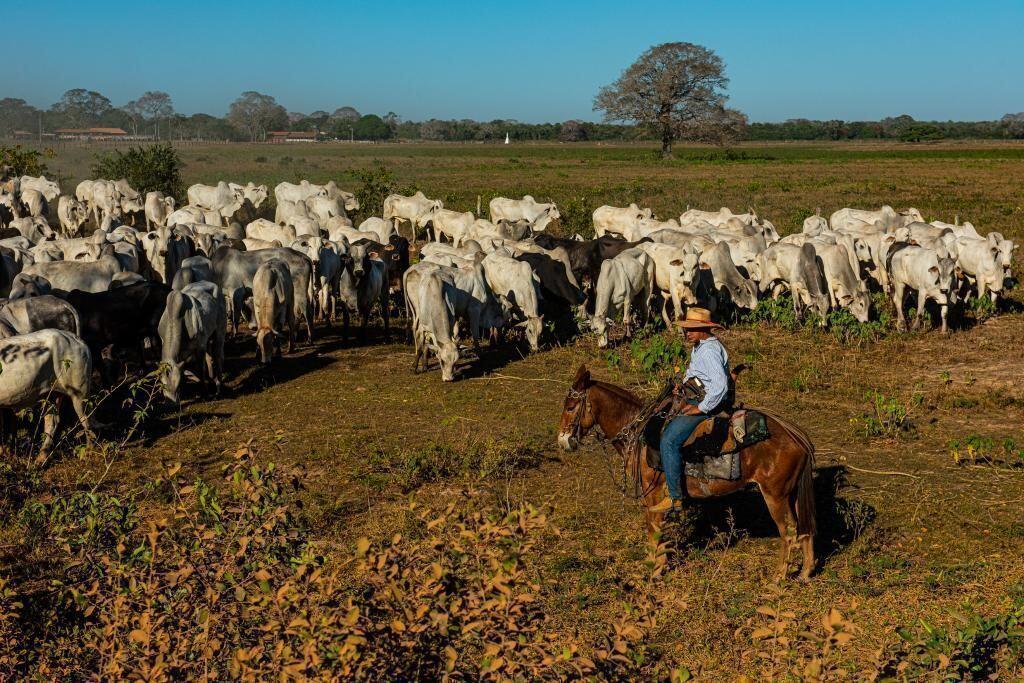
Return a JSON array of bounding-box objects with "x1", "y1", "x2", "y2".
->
[{"x1": 3, "y1": 140, "x2": 1024, "y2": 678}]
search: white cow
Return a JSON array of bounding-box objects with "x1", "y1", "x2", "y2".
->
[
  {"x1": 955, "y1": 236, "x2": 1006, "y2": 303},
  {"x1": 274, "y1": 180, "x2": 327, "y2": 204},
  {"x1": 10, "y1": 216, "x2": 56, "y2": 244},
  {"x1": 144, "y1": 192, "x2": 176, "y2": 230},
  {"x1": 830, "y1": 206, "x2": 923, "y2": 233},
  {"x1": 411, "y1": 269, "x2": 461, "y2": 381},
  {"x1": 57, "y1": 196, "x2": 89, "y2": 237},
  {"x1": 246, "y1": 219, "x2": 297, "y2": 245},
  {"x1": 591, "y1": 248, "x2": 654, "y2": 348},
  {"x1": 383, "y1": 191, "x2": 442, "y2": 243},
  {"x1": 634, "y1": 241, "x2": 701, "y2": 324},
  {"x1": 592, "y1": 204, "x2": 653, "y2": 238},
  {"x1": 420, "y1": 208, "x2": 476, "y2": 246},
  {"x1": 699, "y1": 242, "x2": 760, "y2": 311},
  {"x1": 166, "y1": 205, "x2": 222, "y2": 228},
  {"x1": 275, "y1": 198, "x2": 311, "y2": 225},
  {"x1": 252, "y1": 258, "x2": 295, "y2": 363},
  {"x1": 159, "y1": 281, "x2": 226, "y2": 403},
  {"x1": 186, "y1": 182, "x2": 244, "y2": 224},
  {"x1": 888, "y1": 245, "x2": 957, "y2": 333},
  {"x1": 229, "y1": 182, "x2": 268, "y2": 208},
  {"x1": 305, "y1": 196, "x2": 347, "y2": 225},
  {"x1": 618, "y1": 217, "x2": 681, "y2": 242},
  {"x1": 757, "y1": 243, "x2": 830, "y2": 319},
  {"x1": 481, "y1": 250, "x2": 544, "y2": 352},
  {"x1": 0, "y1": 329, "x2": 94, "y2": 460},
  {"x1": 20, "y1": 176, "x2": 60, "y2": 202},
  {"x1": 489, "y1": 195, "x2": 559, "y2": 232},
  {"x1": 812, "y1": 242, "x2": 871, "y2": 322},
  {"x1": 357, "y1": 217, "x2": 397, "y2": 244}
]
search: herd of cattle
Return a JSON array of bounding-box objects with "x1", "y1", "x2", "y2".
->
[{"x1": 0, "y1": 171, "x2": 1017, "y2": 458}]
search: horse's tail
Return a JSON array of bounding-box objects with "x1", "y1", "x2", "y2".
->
[
  {"x1": 759, "y1": 408, "x2": 817, "y2": 538},
  {"x1": 796, "y1": 449, "x2": 816, "y2": 538}
]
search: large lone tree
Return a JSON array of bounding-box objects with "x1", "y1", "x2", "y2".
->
[{"x1": 594, "y1": 42, "x2": 744, "y2": 157}]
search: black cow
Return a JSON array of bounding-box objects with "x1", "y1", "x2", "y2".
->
[
  {"x1": 532, "y1": 233, "x2": 651, "y2": 290},
  {"x1": 63, "y1": 281, "x2": 171, "y2": 384}
]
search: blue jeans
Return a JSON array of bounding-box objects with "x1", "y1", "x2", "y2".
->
[{"x1": 660, "y1": 414, "x2": 706, "y2": 501}]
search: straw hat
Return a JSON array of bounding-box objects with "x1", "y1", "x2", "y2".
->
[{"x1": 675, "y1": 307, "x2": 724, "y2": 331}]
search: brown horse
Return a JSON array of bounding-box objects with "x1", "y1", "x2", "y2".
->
[{"x1": 557, "y1": 365, "x2": 816, "y2": 582}]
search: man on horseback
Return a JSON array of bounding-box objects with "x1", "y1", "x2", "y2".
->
[{"x1": 649, "y1": 307, "x2": 730, "y2": 513}]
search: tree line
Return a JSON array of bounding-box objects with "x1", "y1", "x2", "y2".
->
[{"x1": 2, "y1": 88, "x2": 1023, "y2": 144}]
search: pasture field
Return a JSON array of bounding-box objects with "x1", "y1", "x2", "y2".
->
[{"x1": 5, "y1": 141, "x2": 1024, "y2": 678}]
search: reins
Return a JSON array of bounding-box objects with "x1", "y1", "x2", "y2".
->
[{"x1": 570, "y1": 383, "x2": 666, "y2": 501}]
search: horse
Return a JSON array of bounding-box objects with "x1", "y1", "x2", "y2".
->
[{"x1": 557, "y1": 364, "x2": 816, "y2": 583}]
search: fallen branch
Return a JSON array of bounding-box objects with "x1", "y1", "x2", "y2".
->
[
  {"x1": 472, "y1": 373, "x2": 566, "y2": 383},
  {"x1": 845, "y1": 464, "x2": 920, "y2": 479}
]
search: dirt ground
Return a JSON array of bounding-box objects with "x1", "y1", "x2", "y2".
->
[{"x1": 19, "y1": 141, "x2": 1024, "y2": 676}]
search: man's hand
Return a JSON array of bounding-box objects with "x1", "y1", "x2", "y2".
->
[{"x1": 682, "y1": 404, "x2": 703, "y2": 416}]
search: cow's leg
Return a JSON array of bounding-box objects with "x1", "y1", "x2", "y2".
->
[
  {"x1": 940, "y1": 303, "x2": 949, "y2": 334},
  {"x1": 893, "y1": 282, "x2": 907, "y2": 331},
  {"x1": 659, "y1": 294, "x2": 672, "y2": 328},
  {"x1": 913, "y1": 290, "x2": 927, "y2": 331},
  {"x1": 622, "y1": 297, "x2": 633, "y2": 340},
  {"x1": 36, "y1": 396, "x2": 65, "y2": 465},
  {"x1": 381, "y1": 293, "x2": 390, "y2": 342},
  {"x1": 304, "y1": 300, "x2": 314, "y2": 344},
  {"x1": 69, "y1": 392, "x2": 95, "y2": 442}
]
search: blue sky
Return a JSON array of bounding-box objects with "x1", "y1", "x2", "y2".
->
[{"x1": 3, "y1": 0, "x2": 1022, "y2": 122}]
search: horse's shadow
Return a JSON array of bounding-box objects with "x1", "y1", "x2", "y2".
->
[{"x1": 664, "y1": 465, "x2": 874, "y2": 568}]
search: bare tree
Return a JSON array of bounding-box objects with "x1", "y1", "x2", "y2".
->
[
  {"x1": 594, "y1": 42, "x2": 738, "y2": 157},
  {"x1": 227, "y1": 91, "x2": 288, "y2": 142}
]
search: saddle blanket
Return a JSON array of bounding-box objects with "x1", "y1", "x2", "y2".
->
[{"x1": 644, "y1": 409, "x2": 769, "y2": 482}]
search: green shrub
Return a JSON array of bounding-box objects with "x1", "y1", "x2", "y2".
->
[
  {"x1": 965, "y1": 293, "x2": 997, "y2": 321},
  {"x1": 742, "y1": 295, "x2": 800, "y2": 331},
  {"x1": 878, "y1": 597, "x2": 1024, "y2": 680},
  {"x1": 0, "y1": 144, "x2": 53, "y2": 177},
  {"x1": 854, "y1": 388, "x2": 924, "y2": 439},
  {"x1": 609, "y1": 327, "x2": 686, "y2": 382},
  {"x1": 949, "y1": 434, "x2": 1024, "y2": 467},
  {"x1": 91, "y1": 143, "x2": 184, "y2": 202},
  {"x1": 559, "y1": 194, "x2": 595, "y2": 238},
  {"x1": 349, "y1": 162, "x2": 397, "y2": 223}
]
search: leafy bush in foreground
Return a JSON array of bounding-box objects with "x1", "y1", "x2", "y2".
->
[
  {"x1": 92, "y1": 143, "x2": 184, "y2": 201},
  {"x1": 0, "y1": 445, "x2": 663, "y2": 680}
]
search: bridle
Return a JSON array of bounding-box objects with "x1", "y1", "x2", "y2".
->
[
  {"x1": 564, "y1": 384, "x2": 658, "y2": 501},
  {"x1": 565, "y1": 385, "x2": 591, "y2": 442}
]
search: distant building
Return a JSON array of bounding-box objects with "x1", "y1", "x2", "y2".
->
[
  {"x1": 54, "y1": 127, "x2": 130, "y2": 141},
  {"x1": 11, "y1": 130, "x2": 36, "y2": 140},
  {"x1": 268, "y1": 130, "x2": 319, "y2": 143}
]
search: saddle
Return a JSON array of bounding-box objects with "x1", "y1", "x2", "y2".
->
[{"x1": 642, "y1": 409, "x2": 770, "y2": 482}]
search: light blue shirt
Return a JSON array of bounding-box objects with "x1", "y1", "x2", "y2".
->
[{"x1": 684, "y1": 335, "x2": 730, "y2": 413}]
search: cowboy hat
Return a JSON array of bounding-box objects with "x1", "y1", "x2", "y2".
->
[{"x1": 675, "y1": 307, "x2": 724, "y2": 331}]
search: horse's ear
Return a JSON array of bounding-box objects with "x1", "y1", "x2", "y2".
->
[{"x1": 572, "y1": 364, "x2": 590, "y2": 387}]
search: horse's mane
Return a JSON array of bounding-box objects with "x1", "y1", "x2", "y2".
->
[{"x1": 590, "y1": 380, "x2": 642, "y2": 406}]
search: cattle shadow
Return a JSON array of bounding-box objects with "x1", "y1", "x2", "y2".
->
[
  {"x1": 223, "y1": 347, "x2": 339, "y2": 399},
  {"x1": 123, "y1": 410, "x2": 234, "y2": 447},
  {"x1": 663, "y1": 464, "x2": 874, "y2": 571}
]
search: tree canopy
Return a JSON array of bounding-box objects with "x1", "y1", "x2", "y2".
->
[
  {"x1": 227, "y1": 91, "x2": 287, "y2": 142},
  {"x1": 594, "y1": 42, "x2": 744, "y2": 156}
]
